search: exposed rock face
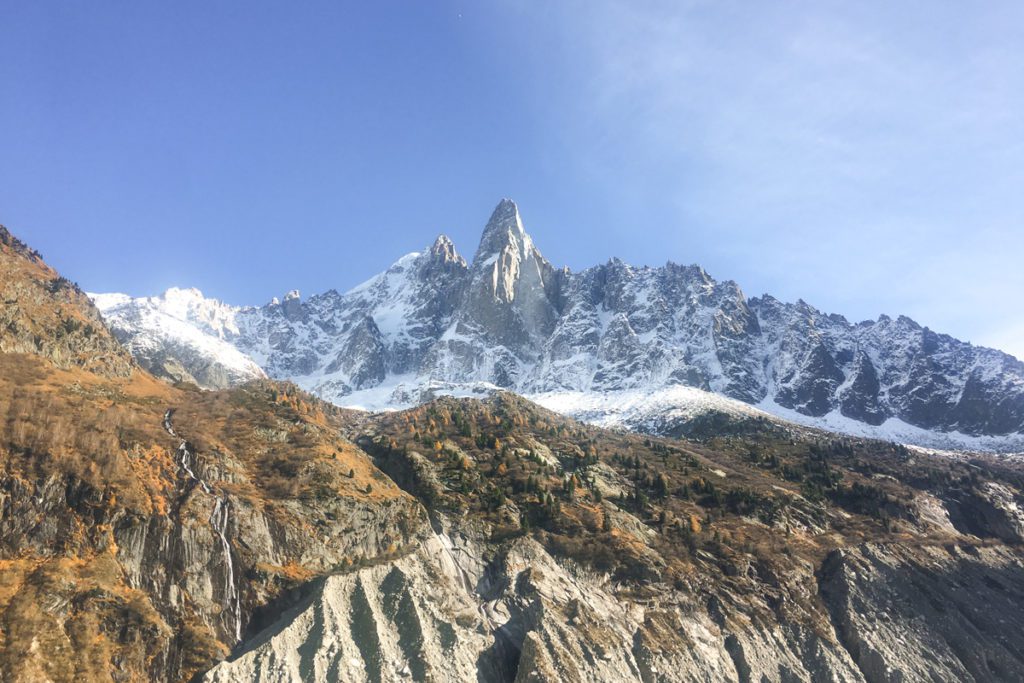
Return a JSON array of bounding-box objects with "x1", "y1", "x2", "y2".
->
[
  {"x1": 461, "y1": 198, "x2": 563, "y2": 352},
  {"x1": 205, "y1": 529, "x2": 683, "y2": 683},
  {"x1": 90, "y1": 201, "x2": 1024, "y2": 450},
  {"x1": 818, "y1": 543, "x2": 1024, "y2": 682},
  {"x1": 202, "y1": 532, "x2": 492, "y2": 683},
  {"x1": 838, "y1": 351, "x2": 885, "y2": 425},
  {"x1": 324, "y1": 315, "x2": 387, "y2": 389},
  {"x1": 205, "y1": 524, "x2": 1024, "y2": 683}
]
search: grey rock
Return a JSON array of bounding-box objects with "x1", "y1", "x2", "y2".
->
[{"x1": 204, "y1": 523, "x2": 1024, "y2": 683}]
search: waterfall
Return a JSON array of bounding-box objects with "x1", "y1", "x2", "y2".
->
[
  {"x1": 210, "y1": 496, "x2": 242, "y2": 642},
  {"x1": 165, "y1": 409, "x2": 241, "y2": 643},
  {"x1": 162, "y1": 409, "x2": 176, "y2": 437},
  {"x1": 177, "y1": 442, "x2": 211, "y2": 494}
]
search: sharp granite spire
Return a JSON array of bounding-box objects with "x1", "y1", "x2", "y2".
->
[
  {"x1": 426, "y1": 234, "x2": 466, "y2": 270},
  {"x1": 473, "y1": 198, "x2": 536, "y2": 264},
  {"x1": 457, "y1": 199, "x2": 563, "y2": 350}
]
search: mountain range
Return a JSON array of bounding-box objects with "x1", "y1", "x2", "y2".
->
[{"x1": 93, "y1": 199, "x2": 1024, "y2": 453}]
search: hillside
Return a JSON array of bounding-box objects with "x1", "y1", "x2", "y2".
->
[
  {"x1": 0, "y1": 226, "x2": 423, "y2": 681},
  {"x1": 1, "y1": 226, "x2": 132, "y2": 377},
  {"x1": 210, "y1": 392, "x2": 1024, "y2": 682}
]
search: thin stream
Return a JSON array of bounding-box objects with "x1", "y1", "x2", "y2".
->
[{"x1": 163, "y1": 409, "x2": 242, "y2": 643}]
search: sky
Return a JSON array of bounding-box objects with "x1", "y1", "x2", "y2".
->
[{"x1": 1, "y1": 1, "x2": 1022, "y2": 359}]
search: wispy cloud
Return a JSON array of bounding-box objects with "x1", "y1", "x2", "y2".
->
[{"x1": 499, "y1": 0, "x2": 1023, "y2": 356}]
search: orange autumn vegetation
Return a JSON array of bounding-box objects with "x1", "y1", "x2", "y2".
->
[
  {"x1": 0, "y1": 350, "x2": 408, "y2": 682},
  {"x1": 0, "y1": 227, "x2": 133, "y2": 377},
  {"x1": 0, "y1": 550, "x2": 169, "y2": 681}
]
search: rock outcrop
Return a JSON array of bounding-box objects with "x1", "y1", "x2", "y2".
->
[
  {"x1": 818, "y1": 543, "x2": 1024, "y2": 682},
  {"x1": 206, "y1": 518, "x2": 1024, "y2": 683}
]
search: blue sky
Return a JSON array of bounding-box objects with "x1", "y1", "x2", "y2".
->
[{"x1": 1, "y1": 1, "x2": 1022, "y2": 358}]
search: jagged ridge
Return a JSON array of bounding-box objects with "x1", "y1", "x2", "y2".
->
[{"x1": 89, "y1": 201, "x2": 1024, "y2": 451}]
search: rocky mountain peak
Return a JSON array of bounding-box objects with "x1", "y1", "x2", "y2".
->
[
  {"x1": 427, "y1": 234, "x2": 465, "y2": 268},
  {"x1": 453, "y1": 200, "x2": 563, "y2": 360},
  {"x1": 468, "y1": 199, "x2": 556, "y2": 305},
  {"x1": 281, "y1": 289, "x2": 304, "y2": 321},
  {"x1": 88, "y1": 201, "x2": 1024, "y2": 450},
  {"x1": 473, "y1": 198, "x2": 537, "y2": 265}
]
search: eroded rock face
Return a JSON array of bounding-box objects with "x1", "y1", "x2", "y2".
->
[
  {"x1": 205, "y1": 525, "x2": 1024, "y2": 683},
  {"x1": 202, "y1": 532, "x2": 491, "y2": 683},
  {"x1": 204, "y1": 528, "x2": 739, "y2": 683},
  {"x1": 819, "y1": 543, "x2": 1024, "y2": 683}
]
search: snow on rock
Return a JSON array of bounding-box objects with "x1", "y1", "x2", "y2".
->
[
  {"x1": 89, "y1": 287, "x2": 266, "y2": 389},
  {"x1": 91, "y1": 200, "x2": 1024, "y2": 453}
]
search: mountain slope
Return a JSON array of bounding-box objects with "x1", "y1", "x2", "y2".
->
[
  {"x1": 91, "y1": 201, "x2": 1024, "y2": 452},
  {"x1": 209, "y1": 393, "x2": 1024, "y2": 683},
  {"x1": 1, "y1": 226, "x2": 133, "y2": 377},
  {"x1": 0, "y1": 226, "x2": 424, "y2": 681}
]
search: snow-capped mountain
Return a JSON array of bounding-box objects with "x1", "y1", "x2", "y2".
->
[
  {"x1": 91, "y1": 199, "x2": 1024, "y2": 452},
  {"x1": 92, "y1": 288, "x2": 266, "y2": 388}
]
